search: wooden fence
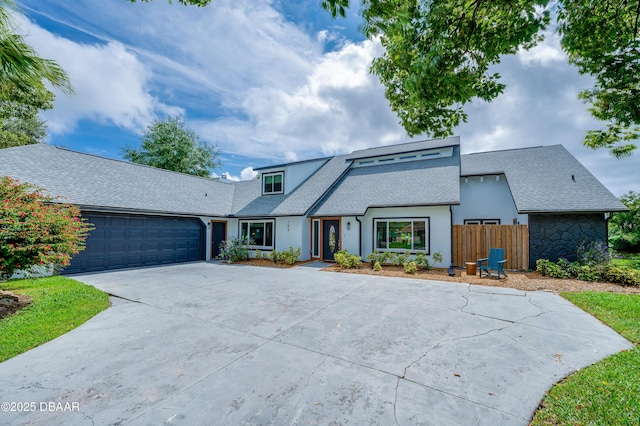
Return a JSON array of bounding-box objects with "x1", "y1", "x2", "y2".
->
[{"x1": 452, "y1": 224, "x2": 529, "y2": 270}]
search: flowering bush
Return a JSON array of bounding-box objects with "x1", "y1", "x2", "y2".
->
[
  {"x1": 218, "y1": 237, "x2": 251, "y2": 263},
  {"x1": 0, "y1": 177, "x2": 93, "y2": 282}
]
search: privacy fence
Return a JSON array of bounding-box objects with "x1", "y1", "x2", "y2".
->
[{"x1": 452, "y1": 224, "x2": 529, "y2": 271}]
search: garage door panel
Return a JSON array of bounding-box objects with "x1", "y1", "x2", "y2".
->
[{"x1": 63, "y1": 213, "x2": 205, "y2": 274}]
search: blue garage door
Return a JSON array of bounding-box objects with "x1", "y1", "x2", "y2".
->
[{"x1": 62, "y1": 212, "x2": 205, "y2": 275}]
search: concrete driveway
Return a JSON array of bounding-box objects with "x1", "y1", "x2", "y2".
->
[{"x1": 0, "y1": 262, "x2": 631, "y2": 425}]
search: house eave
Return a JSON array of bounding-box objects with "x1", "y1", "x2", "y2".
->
[
  {"x1": 518, "y1": 208, "x2": 629, "y2": 214},
  {"x1": 76, "y1": 205, "x2": 227, "y2": 218},
  {"x1": 312, "y1": 201, "x2": 460, "y2": 217}
]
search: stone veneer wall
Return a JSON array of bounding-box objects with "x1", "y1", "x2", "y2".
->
[{"x1": 528, "y1": 213, "x2": 607, "y2": 269}]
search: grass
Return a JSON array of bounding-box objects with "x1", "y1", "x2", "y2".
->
[
  {"x1": 531, "y1": 291, "x2": 640, "y2": 425},
  {"x1": 0, "y1": 276, "x2": 109, "y2": 362}
]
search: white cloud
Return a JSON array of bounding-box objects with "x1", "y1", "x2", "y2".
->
[
  {"x1": 518, "y1": 30, "x2": 566, "y2": 66},
  {"x1": 211, "y1": 166, "x2": 256, "y2": 181},
  {"x1": 240, "y1": 167, "x2": 258, "y2": 180},
  {"x1": 202, "y1": 37, "x2": 407, "y2": 159},
  {"x1": 15, "y1": 15, "x2": 179, "y2": 135}
]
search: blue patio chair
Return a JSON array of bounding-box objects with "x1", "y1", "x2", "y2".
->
[{"x1": 477, "y1": 248, "x2": 508, "y2": 279}]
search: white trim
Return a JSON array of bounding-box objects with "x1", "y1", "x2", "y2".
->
[
  {"x1": 262, "y1": 171, "x2": 284, "y2": 195},
  {"x1": 240, "y1": 219, "x2": 275, "y2": 249},
  {"x1": 373, "y1": 217, "x2": 430, "y2": 253}
]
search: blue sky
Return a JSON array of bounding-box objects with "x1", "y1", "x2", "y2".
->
[{"x1": 11, "y1": 0, "x2": 639, "y2": 195}]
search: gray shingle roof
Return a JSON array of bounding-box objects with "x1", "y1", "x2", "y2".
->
[
  {"x1": 0, "y1": 144, "x2": 235, "y2": 216},
  {"x1": 346, "y1": 136, "x2": 460, "y2": 160},
  {"x1": 461, "y1": 145, "x2": 627, "y2": 213},
  {"x1": 311, "y1": 147, "x2": 461, "y2": 216},
  {"x1": 1, "y1": 142, "x2": 624, "y2": 219},
  {"x1": 231, "y1": 155, "x2": 352, "y2": 216}
]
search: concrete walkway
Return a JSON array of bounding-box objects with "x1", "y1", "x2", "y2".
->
[{"x1": 0, "y1": 262, "x2": 631, "y2": 425}]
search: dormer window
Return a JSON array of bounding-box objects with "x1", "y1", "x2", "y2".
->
[{"x1": 263, "y1": 172, "x2": 284, "y2": 195}]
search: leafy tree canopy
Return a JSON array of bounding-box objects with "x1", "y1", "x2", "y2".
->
[
  {"x1": 609, "y1": 191, "x2": 640, "y2": 252},
  {"x1": 0, "y1": 79, "x2": 54, "y2": 148},
  {"x1": 122, "y1": 115, "x2": 222, "y2": 178},
  {"x1": 321, "y1": 0, "x2": 639, "y2": 158},
  {"x1": 0, "y1": 1, "x2": 73, "y2": 95}
]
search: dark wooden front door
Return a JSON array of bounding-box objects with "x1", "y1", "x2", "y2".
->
[
  {"x1": 211, "y1": 222, "x2": 226, "y2": 259},
  {"x1": 322, "y1": 220, "x2": 340, "y2": 261}
]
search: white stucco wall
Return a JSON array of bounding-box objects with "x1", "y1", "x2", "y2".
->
[
  {"x1": 359, "y1": 206, "x2": 452, "y2": 267},
  {"x1": 274, "y1": 216, "x2": 309, "y2": 259},
  {"x1": 340, "y1": 216, "x2": 360, "y2": 256},
  {"x1": 453, "y1": 175, "x2": 527, "y2": 225}
]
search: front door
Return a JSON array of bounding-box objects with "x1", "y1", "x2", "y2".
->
[
  {"x1": 211, "y1": 221, "x2": 226, "y2": 259},
  {"x1": 322, "y1": 220, "x2": 340, "y2": 261}
]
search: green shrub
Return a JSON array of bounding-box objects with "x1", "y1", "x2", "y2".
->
[
  {"x1": 432, "y1": 251, "x2": 444, "y2": 264},
  {"x1": 269, "y1": 249, "x2": 279, "y2": 263},
  {"x1": 218, "y1": 237, "x2": 251, "y2": 264},
  {"x1": 373, "y1": 261, "x2": 382, "y2": 271},
  {"x1": 603, "y1": 265, "x2": 640, "y2": 286},
  {"x1": 334, "y1": 250, "x2": 362, "y2": 268},
  {"x1": 537, "y1": 256, "x2": 640, "y2": 286},
  {"x1": 404, "y1": 261, "x2": 417, "y2": 274},
  {"x1": 414, "y1": 252, "x2": 431, "y2": 270},
  {"x1": 367, "y1": 251, "x2": 394, "y2": 267},
  {"x1": 254, "y1": 249, "x2": 264, "y2": 260},
  {"x1": 391, "y1": 251, "x2": 410, "y2": 266},
  {"x1": 278, "y1": 247, "x2": 301, "y2": 265},
  {"x1": 577, "y1": 265, "x2": 601, "y2": 282}
]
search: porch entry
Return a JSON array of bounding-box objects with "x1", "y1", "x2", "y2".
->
[
  {"x1": 322, "y1": 219, "x2": 340, "y2": 261},
  {"x1": 211, "y1": 221, "x2": 226, "y2": 259}
]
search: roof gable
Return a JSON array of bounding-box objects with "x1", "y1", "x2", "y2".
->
[
  {"x1": 312, "y1": 146, "x2": 461, "y2": 216},
  {"x1": 461, "y1": 145, "x2": 626, "y2": 213}
]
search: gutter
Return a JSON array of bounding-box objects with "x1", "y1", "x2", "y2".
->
[{"x1": 355, "y1": 216, "x2": 362, "y2": 257}]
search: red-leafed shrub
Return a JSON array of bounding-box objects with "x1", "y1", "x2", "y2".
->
[{"x1": 0, "y1": 176, "x2": 93, "y2": 282}]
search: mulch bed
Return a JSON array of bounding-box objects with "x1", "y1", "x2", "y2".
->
[{"x1": 322, "y1": 263, "x2": 640, "y2": 294}]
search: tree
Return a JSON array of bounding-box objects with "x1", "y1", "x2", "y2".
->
[
  {"x1": 0, "y1": 1, "x2": 73, "y2": 95},
  {"x1": 609, "y1": 191, "x2": 640, "y2": 253},
  {"x1": 0, "y1": 79, "x2": 54, "y2": 148},
  {"x1": 321, "y1": 0, "x2": 639, "y2": 158},
  {"x1": 122, "y1": 115, "x2": 221, "y2": 177},
  {"x1": 0, "y1": 177, "x2": 93, "y2": 282}
]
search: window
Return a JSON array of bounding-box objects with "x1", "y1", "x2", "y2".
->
[
  {"x1": 240, "y1": 220, "x2": 274, "y2": 249},
  {"x1": 312, "y1": 219, "x2": 320, "y2": 258},
  {"x1": 464, "y1": 219, "x2": 501, "y2": 225},
  {"x1": 374, "y1": 218, "x2": 429, "y2": 252},
  {"x1": 263, "y1": 172, "x2": 284, "y2": 195}
]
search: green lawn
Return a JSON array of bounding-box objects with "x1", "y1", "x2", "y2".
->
[
  {"x1": 531, "y1": 291, "x2": 640, "y2": 425},
  {"x1": 0, "y1": 276, "x2": 109, "y2": 362}
]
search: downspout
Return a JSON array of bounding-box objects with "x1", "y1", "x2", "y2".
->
[
  {"x1": 450, "y1": 206, "x2": 454, "y2": 268},
  {"x1": 355, "y1": 216, "x2": 362, "y2": 257}
]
